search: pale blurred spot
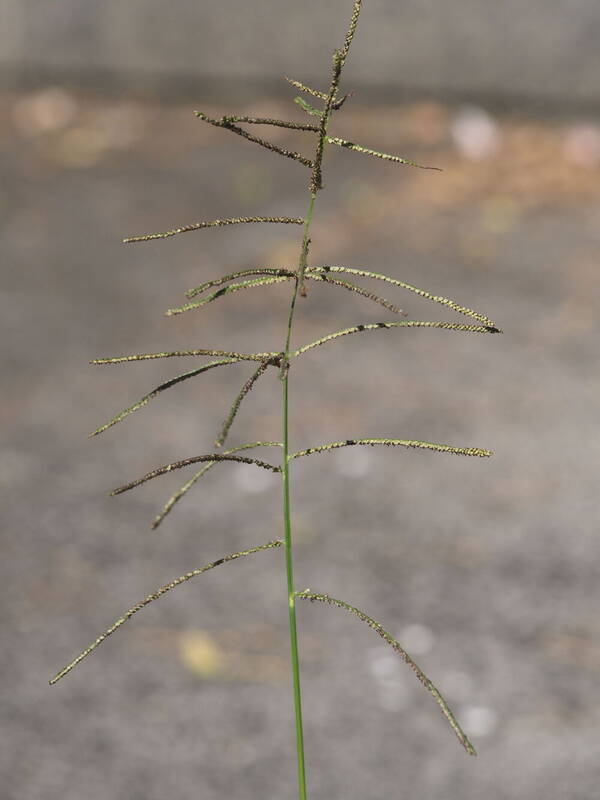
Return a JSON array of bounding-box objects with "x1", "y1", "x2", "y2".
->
[
  {"x1": 368, "y1": 647, "x2": 401, "y2": 680},
  {"x1": 234, "y1": 463, "x2": 277, "y2": 493},
  {"x1": 0, "y1": 447, "x2": 38, "y2": 488},
  {"x1": 563, "y1": 123, "x2": 600, "y2": 167},
  {"x1": 542, "y1": 255, "x2": 599, "y2": 338},
  {"x1": 367, "y1": 648, "x2": 409, "y2": 710},
  {"x1": 400, "y1": 101, "x2": 450, "y2": 147},
  {"x1": 232, "y1": 163, "x2": 272, "y2": 205},
  {"x1": 265, "y1": 237, "x2": 300, "y2": 267},
  {"x1": 542, "y1": 630, "x2": 600, "y2": 670},
  {"x1": 458, "y1": 230, "x2": 496, "y2": 268},
  {"x1": 460, "y1": 705, "x2": 497, "y2": 737},
  {"x1": 178, "y1": 627, "x2": 288, "y2": 683},
  {"x1": 223, "y1": 739, "x2": 259, "y2": 767},
  {"x1": 179, "y1": 630, "x2": 225, "y2": 678},
  {"x1": 340, "y1": 178, "x2": 385, "y2": 226},
  {"x1": 377, "y1": 681, "x2": 408, "y2": 711},
  {"x1": 441, "y1": 670, "x2": 473, "y2": 703},
  {"x1": 451, "y1": 106, "x2": 500, "y2": 161},
  {"x1": 47, "y1": 126, "x2": 108, "y2": 168},
  {"x1": 334, "y1": 445, "x2": 371, "y2": 478},
  {"x1": 12, "y1": 87, "x2": 78, "y2": 136},
  {"x1": 5, "y1": 208, "x2": 49, "y2": 249},
  {"x1": 481, "y1": 194, "x2": 521, "y2": 234},
  {"x1": 289, "y1": 515, "x2": 317, "y2": 546},
  {"x1": 397, "y1": 623, "x2": 435, "y2": 655},
  {"x1": 91, "y1": 102, "x2": 152, "y2": 150}
]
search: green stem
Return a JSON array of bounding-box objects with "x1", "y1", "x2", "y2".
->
[
  {"x1": 281, "y1": 375, "x2": 307, "y2": 800},
  {"x1": 281, "y1": 37, "x2": 343, "y2": 792},
  {"x1": 280, "y1": 188, "x2": 318, "y2": 800}
]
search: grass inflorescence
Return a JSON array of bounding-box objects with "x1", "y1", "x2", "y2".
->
[{"x1": 51, "y1": 1, "x2": 500, "y2": 797}]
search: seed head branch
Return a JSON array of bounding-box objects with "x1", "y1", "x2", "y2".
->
[
  {"x1": 311, "y1": 50, "x2": 343, "y2": 193},
  {"x1": 181, "y1": 266, "x2": 406, "y2": 323},
  {"x1": 222, "y1": 114, "x2": 320, "y2": 133},
  {"x1": 294, "y1": 320, "x2": 501, "y2": 357},
  {"x1": 215, "y1": 360, "x2": 274, "y2": 448},
  {"x1": 92, "y1": 349, "x2": 280, "y2": 365},
  {"x1": 309, "y1": 266, "x2": 499, "y2": 328},
  {"x1": 49, "y1": 540, "x2": 283, "y2": 685},
  {"x1": 340, "y1": 0, "x2": 364, "y2": 66},
  {"x1": 186, "y1": 268, "x2": 296, "y2": 299},
  {"x1": 297, "y1": 226, "x2": 313, "y2": 299},
  {"x1": 295, "y1": 97, "x2": 324, "y2": 118},
  {"x1": 151, "y1": 442, "x2": 282, "y2": 530},
  {"x1": 195, "y1": 112, "x2": 314, "y2": 167},
  {"x1": 90, "y1": 359, "x2": 238, "y2": 437},
  {"x1": 308, "y1": 273, "x2": 405, "y2": 315},
  {"x1": 124, "y1": 216, "x2": 304, "y2": 244},
  {"x1": 167, "y1": 277, "x2": 291, "y2": 316},
  {"x1": 182, "y1": 254, "x2": 404, "y2": 316},
  {"x1": 331, "y1": 92, "x2": 353, "y2": 111},
  {"x1": 326, "y1": 136, "x2": 441, "y2": 171},
  {"x1": 290, "y1": 438, "x2": 492, "y2": 460},
  {"x1": 284, "y1": 77, "x2": 329, "y2": 100},
  {"x1": 295, "y1": 590, "x2": 476, "y2": 756},
  {"x1": 111, "y1": 453, "x2": 282, "y2": 497}
]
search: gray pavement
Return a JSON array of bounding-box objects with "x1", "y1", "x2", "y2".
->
[
  {"x1": 2, "y1": 1, "x2": 600, "y2": 109},
  {"x1": 2, "y1": 89, "x2": 600, "y2": 799}
]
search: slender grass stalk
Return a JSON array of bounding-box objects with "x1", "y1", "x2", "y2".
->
[
  {"x1": 279, "y1": 187, "x2": 318, "y2": 800},
  {"x1": 51, "y1": 2, "x2": 502, "y2": 797}
]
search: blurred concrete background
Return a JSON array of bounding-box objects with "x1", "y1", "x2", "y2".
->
[
  {"x1": 2, "y1": 2, "x2": 600, "y2": 800},
  {"x1": 2, "y1": 0, "x2": 600, "y2": 108}
]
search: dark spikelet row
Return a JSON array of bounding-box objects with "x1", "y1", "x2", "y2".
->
[
  {"x1": 176, "y1": 270, "x2": 402, "y2": 317},
  {"x1": 90, "y1": 359, "x2": 237, "y2": 437},
  {"x1": 295, "y1": 591, "x2": 476, "y2": 756},
  {"x1": 310, "y1": 274, "x2": 404, "y2": 315},
  {"x1": 124, "y1": 216, "x2": 304, "y2": 244},
  {"x1": 151, "y1": 442, "x2": 282, "y2": 530},
  {"x1": 294, "y1": 320, "x2": 501, "y2": 357},
  {"x1": 167, "y1": 277, "x2": 290, "y2": 316},
  {"x1": 111, "y1": 453, "x2": 282, "y2": 497},
  {"x1": 216, "y1": 359, "x2": 274, "y2": 447},
  {"x1": 92, "y1": 348, "x2": 280, "y2": 365},
  {"x1": 297, "y1": 226, "x2": 312, "y2": 298},
  {"x1": 311, "y1": 50, "x2": 343, "y2": 193},
  {"x1": 331, "y1": 92, "x2": 353, "y2": 111},
  {"x1": 182, "y1": 265, "x2": 496, "y2": 328},
  {"x1": 290, "y1": 438, "x2": 492, "y2": 460},
  {"x1": 195, "y1": 112, "x2": 314, "y2": 167},
  {"x1": 186, "y1": 268, "x2": 295, "y2": 299},
  {"x1": 49, "y1": 541, "x2": 283, "y2": 684}
]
